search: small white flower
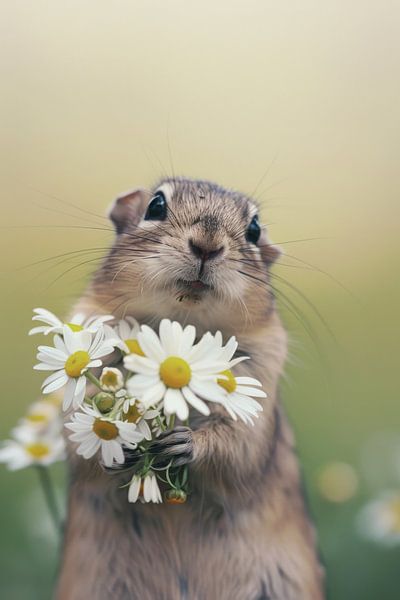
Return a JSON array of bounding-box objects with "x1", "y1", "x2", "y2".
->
[
  {"x1": 124, "y1": 319, "x2": 243, "y2": 421},
  {"x1": 65, "y1": 405, "x2": 145, "y2": 467},
  {"x1": 0, "y1": 427, "x2": 65, "y2": 470},
  {"x1": 358, "y1": 491, "x2": 400, "y2": 546},
  {"x1": 216, "y1": 370, "x2": 265, "y2": 425},
  {"x1": 128, "y1": 474, "x2": 142, "y2": 503},
  {"x1": 121, "y1": 398, "x2": 160, "y2": 441},
  {"x1": 106, "y1": 316, "x2": 144, "y2": 356},
  {"x1": 35, "y1": 326, "x2": 116, "y2": 411},
  {"x1": 19, "y1": 400, "x2": 61, "y2": 434},
  {"x1": 29, "y1": 308, "x2": 114, "y2": 336},
  {"x1": 128, "y1": 471, "x2": 162, "y2": 504},
  {"x1": 99, "y1": 367, "x2": 124, "y2": 392},
  {"x1": 142, "y1": 471, "x2": 162, "y2": 503}
]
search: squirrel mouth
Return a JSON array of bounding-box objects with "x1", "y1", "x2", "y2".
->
[
  {"x1": 177, "y1": 279, "x2": 211, "y2": 291},
  {"x1": 175, "y1": 279, "x2": 212, "y2": 301}
]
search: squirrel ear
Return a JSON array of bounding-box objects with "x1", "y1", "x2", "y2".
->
[
  {"x1": 108, "y1": 188, "x2": 151, "y2": 234},
  {"x1": 258, "y1": 230, "x2": 282, "y2": 265}
]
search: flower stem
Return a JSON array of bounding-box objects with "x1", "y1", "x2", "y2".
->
[
  {"x1": 156, "y1": 415, "x2": 167, "y2": 432},
  {"x1": 35, "y1": 466, "x2": 62, "y2": 536},
  {"x1": 85, "y1": 371, "x2": 103, "y2": 390}
]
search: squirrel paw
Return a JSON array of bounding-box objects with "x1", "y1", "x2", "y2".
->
[
  {"x1": 149, "y1": 426, "x2": 193, "y2": 467},
  {"x1": 101, "y1": 447, "x2": 141, "y2": 474}
]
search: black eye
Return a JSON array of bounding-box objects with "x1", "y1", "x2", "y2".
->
[
  {"x1": 246, "y1": 215, "x2": 261, "y2": 244},
  {"x1": 144, "y1": 191, "x2": 167, "y2": 221}
]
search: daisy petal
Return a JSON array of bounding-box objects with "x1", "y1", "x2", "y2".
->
[
  {"x1": 235, "y1": 385, "x2": 267, "y2": 398},
  {"x1": 42, "y1": 373, "x2": 68, "y2": 394},
  {"x1": 138, "y1": 381, "x2": 166, "y2": 407},
  {"x1": 41, "y1": 370, "x2": 67, "y2": 388},
  {"x1": 189, "y1": 376, "x2": 226, "y2": 403},
  {"x1": 159, "y1": 319, "x2": 175, "y2": 355},
  {"x1": 164, "y1": 388, "x2": 189, "y2": 421},
  {"x1": 138, "y1": 325, "x2": 166, "y2": 362},
  {"x1": 234, "y1": 376, "x2": 263, "y2": 386},
  {"x1": 29, "y1": 326, "x2": 48, "y2": 336},
  {"x1": 73, "y1": 382, "x2": 86, "y2": 408},
  {"x1": 178, "y1": 325, "x2": 196, "y2": 356},
  {"x1": 228, "y1": 356, "x2": 250, "y2": 368},
  {"x1": 34, "y1": 363, "x2": 60, "y2": 371},
  {"x1": 63, "y1": 378, "x2": 77, "y2": 410},
  {"x1": 124, "y1": 355, "x2": 159, "y2": 375},
  {"x1": 126, "y1": 374, "x2": 160, "y2": 390},
  {"x1": 181, "y1": 386, "x2": 210, "y2": 416}
]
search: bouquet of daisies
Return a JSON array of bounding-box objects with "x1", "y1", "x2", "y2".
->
[{"x1": 0, "y1": 308, "x2": 266, "y2": 512}]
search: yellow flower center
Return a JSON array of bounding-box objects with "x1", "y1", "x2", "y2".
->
[
  {"x1": 125, "y1": 338, "x2": 145, "y2": 356},
  {"x1": 64, "y1": 351, "x2": 90, "y2": 378},
  {"x1": 100, "y1": 371, "x2": 119, "y2": 387},
  {"x1": 67, "y1": 323, "x2": 84, "y2": 332},
  {"x1": 389, "y1": 499, "x2": 400, "y2": 532},
  {"x1": 217, "y1": 369, "x2": 237, "y2": 394},
  {"x1": 123, "y1": 403, "x2": 143, "y2": 424},
  {"x1": 92, "y1": 418, "x2": 119, "y2": 441},
  {"x1": 159, "y1": 357, "x2": 191, "y2": 389},
  {"x1": 25, "y1": 442, "x2": 50, "y2": 459},
  {"x1": 26, "y1": 413, "x2": 48, "y2": 424}
]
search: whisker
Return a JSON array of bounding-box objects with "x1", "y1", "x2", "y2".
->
[
  {"x1": 16, "y1": 247, "x2": 114, "y2": 271},
  {"x1": 282, "y1": 252, "x2": 359, "y2": 302},
  {"x1": 26, "y1": 186, "x2": 110, "y2": 223},
  {"x1": 24, "y1": 197, "x2": 107, "y2": 228},
  {"x1": 0, "y1": 224, "x2": 113, "y2": 232},
  {"x1": 270, "y1": 237, "x2": 330, "y2": 246},
  {"x1": 269, "y1": 272, "x2": 337, "y2": 344},
  {"x1": 236, "y1": 268, "x2": 330, "y2": 362},
  {"x1": 41, "y1": 257, "x2": 106, "y2": 290},
  {"x1": 248, "y1": 152, "x2": 279, "y2": 200}
]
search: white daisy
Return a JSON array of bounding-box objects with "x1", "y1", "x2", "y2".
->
[
  {"x1": 128, "y1": 471, "x2": 162, "y2": 504},
  {"x1": 217, "y1": 370, "x2": 265, "y2": 425},
  {"x1": 106, "y1": 316, "x2": 144, "y2": 356},
  {"x1": 358, "y1": 491, "x2": 400, "y2": 546},
  {"x1": 205, "y1": 330, "x2": 251, "y2": 370},
  {"x1": 0, "y1": 426, "x2": 65, "y2": 470},
  {"x1": 29, "y1": 307, "x2": 114, "y2": 336},
  {"x1": 65, "y1": 404, "x2": 145, "y2": 467},
  {"x1": 121, "y1": 398, "x2": 160, "y2": 441},
  {"x1": 35, "y1": 326, "x2": 116, "y2": 410},
  {"x1": 124, "y1": 319, "x2": 240, "y2": 421},
  {"x1": 99, "y1": 367, "x2": 124, "y2": 392},
  {"x1": 19, "y1": 399, "x2": 61, "y2": 434}
]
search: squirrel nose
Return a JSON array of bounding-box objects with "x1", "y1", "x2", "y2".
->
[{"x1": 189, "y1": 239, "x2": 224, "y2": 262}]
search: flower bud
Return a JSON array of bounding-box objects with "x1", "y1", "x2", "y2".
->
[
  {"x1": 93, "y1": 392, "x2": 115, "y2": 414},
  {"x1": 165, "y1": 489, "x2": 187, "y2": 504}
]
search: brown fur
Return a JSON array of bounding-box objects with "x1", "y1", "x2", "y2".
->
[{"x1": 56, "y1": 178, "x2": 325, "y2": 599}]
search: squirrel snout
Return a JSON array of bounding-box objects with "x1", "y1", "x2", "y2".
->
[{"x1": 188, "y1": 239, "x2": 224, "y2": 262}]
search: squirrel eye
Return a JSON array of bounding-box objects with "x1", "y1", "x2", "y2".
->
[
  {"x1": 246, "y1": 215, "x2": 261, "y2": 244},
  {"x1": 144, "y1": 191, "x2": 167, "y2": 221}
]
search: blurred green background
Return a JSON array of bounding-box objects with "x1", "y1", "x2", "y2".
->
[{"x1": 0, "y1": 1, "x2": 399, "y2": 598}]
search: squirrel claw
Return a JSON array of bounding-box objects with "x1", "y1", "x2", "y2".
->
[{"x1": 149, "y1": 426, "x2": 194, "y2": 467}]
